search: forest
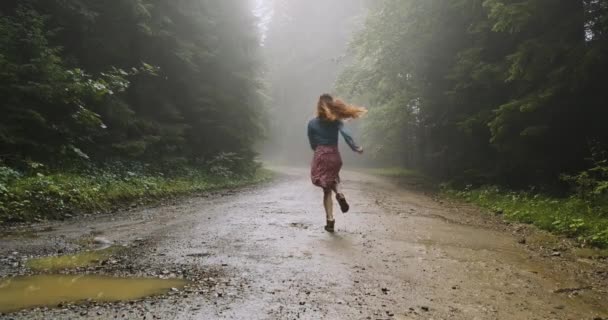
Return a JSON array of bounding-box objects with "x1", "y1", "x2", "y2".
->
[
  {"x1": 0, "y1": 0, "x2": 267, "y2": 222},
  {"x1": 1, "y1": 1, "x2": 608, "y2": 318},
  {"x1": 340, "y1": 0, "x2": 608, "y2": 188},
  {"x1": 336, "y1": 0, "x2": 608, "y2": 246},
  {"x1": 1, "y1": 0, "x2": 608, "y2": 245}
]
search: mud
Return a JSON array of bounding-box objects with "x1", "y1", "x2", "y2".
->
[
  {"x1": 0, "y1": 167, "x2": 607, "y2": 319},
  {"x1": 0, "y1": 275, "x2": 186, "y2": 313}
]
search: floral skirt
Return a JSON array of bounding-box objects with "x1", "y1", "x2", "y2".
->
[{"x1": 311, "y1": 145, "x2": 343, "y2": 190}]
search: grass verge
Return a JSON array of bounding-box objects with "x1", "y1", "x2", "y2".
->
[
  {"x1": 0, "y1": 167, "x2": 273, "y2": 224},
  {"x1": 444, "y1": 187, "x2": 608, "y2": 248}
]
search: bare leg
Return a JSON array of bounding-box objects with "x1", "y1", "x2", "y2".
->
[
  {"x1": 331, "y1": 183, "x2": 340, "y2": 195},
  {"x1": 323, "y1": 189, "x2": 334, "y2": 221}
]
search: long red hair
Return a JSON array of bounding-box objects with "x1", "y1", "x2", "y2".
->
[{"x1": 316, "y1": 94, "x2": 367, "y2": 121}]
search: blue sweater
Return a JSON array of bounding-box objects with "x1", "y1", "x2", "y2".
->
[{"x1": 307, "y1": 118, "x2": 360, "y2": 151}]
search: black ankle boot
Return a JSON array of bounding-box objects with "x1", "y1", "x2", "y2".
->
[
  {"x1": 324, "y1": 220, "x2": 335, "y2": 232},
  {"x1": 336, "y1": 193, "x2": 349, "y2": 213}
]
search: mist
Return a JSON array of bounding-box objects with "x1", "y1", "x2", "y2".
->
[
  {"x1": 259, "y1": 0, "x2": 369, "y2": 165},
  {"x1": 1, "y1": 1, "x2": 608, "y2": 318}
]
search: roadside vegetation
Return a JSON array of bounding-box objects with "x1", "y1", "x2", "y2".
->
[
  {"x1": 374, "y1": 164, "x2": 608, "y2": 248},
  {"x1": 449, "y1": 149, "x2": 608, "y2": 248},
  {"x1": 444, "y1": 188, "x2": 608, "y2": 248},
  {"x1": 0, "y1": 157, "x2": 272, "y2": 224}
]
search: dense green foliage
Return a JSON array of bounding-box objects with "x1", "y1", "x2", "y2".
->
[
  {"x1": 339, "y1": 0, "x2": 608, "y2": 189},
  {"x1": 0, "y1": 1, "x2": 268, "y2": 222},
  {"x1": 0, "y1": 0, "x2": 264, "y2": 168}
]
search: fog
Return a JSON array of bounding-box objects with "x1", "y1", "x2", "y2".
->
[
  {"x1": 1, "y1": 1, "x2": 608, "y2": 317},
  {"x1": 258, "y1": 0, "x2": 369, "y2": 165}
]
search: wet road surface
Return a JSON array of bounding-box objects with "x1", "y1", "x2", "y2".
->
[{"x1": 1, "y1": 167, "x2": 607, "y2": 319}]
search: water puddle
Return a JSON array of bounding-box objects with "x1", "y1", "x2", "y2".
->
[
  {"x1": 26, "y1": 247, "x2": 120, "y2": 272},
  {"x1": 0, "y1": 275, "x2": 187, "y2": 313}
]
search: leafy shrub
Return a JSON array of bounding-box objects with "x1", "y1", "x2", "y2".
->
[
  {"x1": 561, "y1": 144, "x2": 608, "y2": 203},
  {"x1": 206, "y1": 153, "x2": 239, "y2": 178},
  {"x1": 562, "y1": 164, "x2": 608, "y2": 201},
  {"x1": 0, "y1": 166, "x2": 21, "y2": 183},
  {"x1": 205, "y1": 152, "x2": 260, "y2": 178},
  {"x1": 0, "y1": 8, "x2": 135, "y2": 166}
]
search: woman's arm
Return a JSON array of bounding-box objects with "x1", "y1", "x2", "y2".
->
[
  {"x1": 307, "y1": 121, "x2": 317, "y2": 150},
  {"x1": 339, "y1": 121, "x2": 363, "y2": 153}
]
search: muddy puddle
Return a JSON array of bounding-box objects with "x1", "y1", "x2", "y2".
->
[{"x1": 0, "y1": 275, "x2": 187, "y2": 313}]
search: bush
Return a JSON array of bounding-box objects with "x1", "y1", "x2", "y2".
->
[
  {"x1": 562, "y1": 155, "x2": 608, "y2": 203},
  {"x1": 0, "y1": 166, "x2": 21, "y2": 183},
  {"x1": 205, "y1": 152, "x2": 261, "y2": 178}
]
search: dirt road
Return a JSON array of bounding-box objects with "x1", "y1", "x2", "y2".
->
[{"x1": 1, "y1": 167, "x2": 607, "y2": 319}]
